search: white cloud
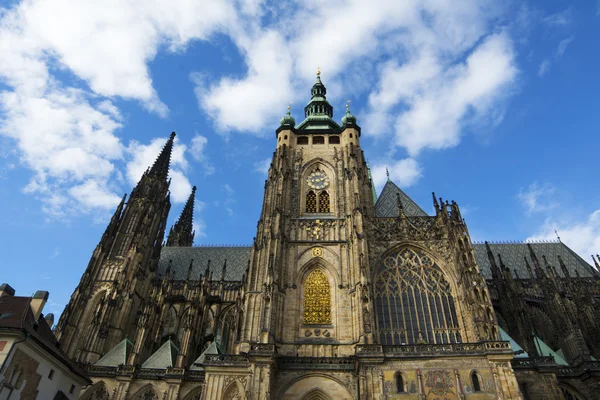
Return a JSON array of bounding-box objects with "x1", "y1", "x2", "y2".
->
[
  {"x1": 196, "y1": 0, "x2": 517, "y2": 151},
  {"x1": 526, "y1": 210, "x2": 600, "y2": 265},
  {"x1": 198, "y1": 29, "x2": 294, "y2": 133},
  {"x1": 192, "y1": 200, "x2": 207, "y2": 240},
  {"x1": 542, "y1": 8, "x2": 572, "y2": 27},
  {"x1": 254, "y1": 158, "x2": 271, "y2": 175},
  {"x1": 538, "y1": 60, "x2": 551, "y2": 77},
  {"x1": 371, "y1": 158, "x2": 422, "y2": 192},
  {"x1": 189, "y1": 134, "x2": 215, "y2": 175},
  {"x1": 556, "y1": 36, "x2": 574, "y2": 58},
  {"x1": 0, "y1": 0, "x2": 235, "y2": 216},
  {"x1": 69, "y1": 179, "x2": 122, "y2": 209},
  {"x1": 125, "y1": 136, "x2": 192, "y2": 203},
  {"x1": 537, "y1": 36, "x2": 574, "y2": 78},
  {"x1": 368, "y1": 33, "x2": 517, "y2": 156},
  {"x1": 517, "y1": 182, "x2": 558, "y2": 213}
]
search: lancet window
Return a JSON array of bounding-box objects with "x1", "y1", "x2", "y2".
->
[
  {"x1": 306, "y1": 191, "x2": 317, "y2": 213},
  {"x1": 374, "y1": 248, "x2": 461, "y2": 345},
  {"x1": 318, "y1": 191, "x2": 330, "y2": 213},
  {"x1": 303, "y1": 269, "x2": 331, "y2": 324}
]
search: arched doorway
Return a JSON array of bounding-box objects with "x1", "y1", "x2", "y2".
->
[{"x1": 281, "y1": 376, "x2": 352, "y2": 399}]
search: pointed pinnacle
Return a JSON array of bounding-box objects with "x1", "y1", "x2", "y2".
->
[
  {"x1": 166, "y1": 185, "x2": 196, "y2": 247},
  {"x1": 557, "y1": 255, "x2": 570, "y2": 278},
  {"x1": 149, "y1": 132, "x2": 176, "y2": 180}
]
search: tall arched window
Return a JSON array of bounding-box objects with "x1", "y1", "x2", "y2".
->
[
  {"x1": 303, "y1": 269, "x2": 331, "y2": 324},
  {"x1": 471, "y1": 371, "x2": 481, "y2": 392},
  {"x1": 306, "y1": 191, "x2": 317, "y2": 213},
  {"x1": 318, "y1": 191, "x2": 330, "y2": 213},
  {"x1": 396, "y1": 373, "x2": 405, "y2": 393},
  {"x1": 374, "y1": 248, "x2": 461, "y2": 345}
]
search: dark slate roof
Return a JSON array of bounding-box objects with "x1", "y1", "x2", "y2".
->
[
  {"x1": 142, "y1": 339, "x2": 179, "y2": 368},
  {"x1": 0, "y1": 294, "x2": 90, "y2": 383},
  {"x1": 94, "y1": 338, "x2": 133, "y2": 367},
  {"x1": 375, "y1": 180, "x2": 428, "y2": 218},
  {"x1": 157, "y1": 246, "x2": 251, "y2": 281},
  {"x1": 473, "y1": 241, "x2": 597, "y2": 279}
]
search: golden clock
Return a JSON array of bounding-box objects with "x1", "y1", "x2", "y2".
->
[{"x1": 307, "y1": 171, "x2": 329, "y2": 190}]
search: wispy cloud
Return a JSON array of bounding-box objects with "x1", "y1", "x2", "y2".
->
[
  {"x1": 526, "y1": 210, "x2": 600, "y2": 265},
  {"x1": 542, "y1": 8, "x2": 572, "y2": 27},
  {"x1": 222, "y1": 184, "x2": 235, "y2": 217},
  {"x1": 517, "y1": 182, "x2": 558, "y2": 213},
  {"x1": 190, "y1": 134, "x2": 215, "y2": 175},
  {"x1": 537, "y1": 35, "x2": 574, "y2": 78},
  {"x1": 254, "y1": 158, "x2": 271, "y2": 175}
]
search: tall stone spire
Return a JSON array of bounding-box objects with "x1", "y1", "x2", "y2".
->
[
  {"x1": 166, "y1": 186, "x2": 196, "y2": 247},
  {"x1": 149, "y1": 132, "x2": 176, "y2": 180}
]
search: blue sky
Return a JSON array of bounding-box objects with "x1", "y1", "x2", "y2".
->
[{"x1": 1, "y1": 0, "x2": 599, "y2": 317}]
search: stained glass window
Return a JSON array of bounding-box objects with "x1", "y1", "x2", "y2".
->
[
  {"x1": 306, "y1": 191, "x2": 317, "y2": 213},
  {"x1": 318, "y1": 191, "x2": 330, "y2": 213},
  {"x1": 303, "y1": 269, "x2": 331, "y2": 324},
  {"x1": 374, "y1": 248, "x2": 461, "y2": 345}
]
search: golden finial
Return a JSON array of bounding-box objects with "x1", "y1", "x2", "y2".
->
[
  {"x1": 346, "y1": 100, "x2": 351, "y2": 110},
  {"x1": 317, "y1": 65, "x2": 321, "y2": 76}
]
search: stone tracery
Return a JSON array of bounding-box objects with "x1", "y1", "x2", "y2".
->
[{"x1": 374, "y1": 248, "x2": 461, "y2": 345}]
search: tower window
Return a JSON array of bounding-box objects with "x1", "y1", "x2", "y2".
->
[
  {"x1": 313, "y1": 136, "x2": 325, "y2": 145},
  {"x1": 48, "y1": 369, "x2": 54, "y2": 380},
  {"x1": 297, "y1": 137, "x2": 309, "y2": 145},
  {"x1": 471, "y1": 371, "x2": 482, "y2": 392},
  {"x1": 306, "y1": 191, "x2": 317, "y2": 213},
  {"x1": 318, "y1": 191, "x2": 330, "y2": 213},
  {"x1": 349, "y1": 133, "x2": 353, "y2": 138},
  {"x1": 303, "y1": 269, "x2": 331, "y2": 324},
  {"x1": 329, "y1": 136, "x2": 340, "y2": 144}
]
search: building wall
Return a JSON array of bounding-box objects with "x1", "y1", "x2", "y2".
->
[{"x1": 0, "y1": 339, "x2": 84, "y2": 399}]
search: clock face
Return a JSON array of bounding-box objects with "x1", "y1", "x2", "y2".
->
[{"x1": 307, "y1": 171, "x2": 329, "y2": 190}]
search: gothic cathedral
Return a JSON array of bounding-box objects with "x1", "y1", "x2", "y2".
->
[{"x1": 56, "y1": 74, "x2": 600, "y2": 399}]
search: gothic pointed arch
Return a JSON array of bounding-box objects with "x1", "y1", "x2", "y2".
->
[
  {"x1": 303, "y1": 268, "x2": 332, "y2": 325},
  {"x1": 559, "y1": 384, "x2": 587, "y2": 400},
  {"x1": 222, "y1": 381, "x2": 244, "y2": 400},
  {"x1": 183, "y1": 387, "x2": 203, "y2": 400},
  {"x1": 80, "y1": 382, "x2": 110, "y2": 400},
  {"x1": 302, "y1": 388, "x2": 333, "y2": 400},
  {"x1": 374, "y1": 247, "x2": 461, "y2": 344},
  {"x1": 130, "y1": 384, "x2": 160, "y2": 400},
  {"x1": 301, "y1": 160, "x2": 336, "y2": 215}
]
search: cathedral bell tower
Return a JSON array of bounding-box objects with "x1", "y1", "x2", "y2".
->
[
  {"x1": 204, "y1": 72, "x2": 376, "y2": 398},
  {"x1": 55, "y1": 133, "x2": 175, "y2": 364}
]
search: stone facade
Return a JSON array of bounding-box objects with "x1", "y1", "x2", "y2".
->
[{"x1": 55, "y1": 75, "x2": 599, "y2": 399}]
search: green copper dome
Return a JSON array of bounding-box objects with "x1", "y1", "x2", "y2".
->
[
  {"x1": 342, "y1": 104, "x2": 357, "y2": 125},
  {"x1": 280, "y1": 107, "x2": 296, "y2": 127}
]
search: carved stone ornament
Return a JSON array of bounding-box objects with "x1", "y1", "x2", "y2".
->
[{"x1": 312, "y1": 247, "x2": 324, "y2": 257}]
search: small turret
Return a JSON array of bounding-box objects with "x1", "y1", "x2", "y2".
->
[{"x1": 280, "y1": 106, "x2": 296, "y2": 128}]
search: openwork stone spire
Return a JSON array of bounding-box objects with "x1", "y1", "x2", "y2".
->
[
  {"x1": 149, "y1": 132, "x2": 176, "y2": 180},
  {"x1": 166, "y1": 186, "x2": 196, "y2": 247}
]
